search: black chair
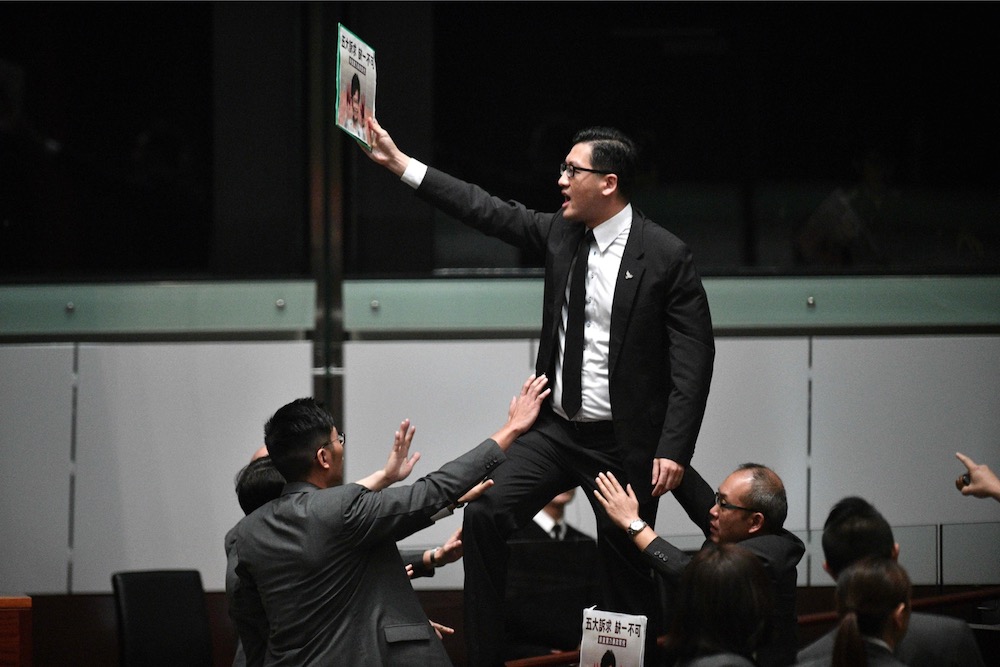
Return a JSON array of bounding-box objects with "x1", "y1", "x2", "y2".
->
[{"x1": 111, "y1": 569, "x2": 213, "y2": 667}]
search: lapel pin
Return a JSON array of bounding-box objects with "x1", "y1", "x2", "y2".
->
[{"x1": 625, "y1": 271, "x2": 634, "y2": 280}]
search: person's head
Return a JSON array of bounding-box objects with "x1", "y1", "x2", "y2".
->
[
  {"x1": 666, "y1": 543, "x2": 773, "y2": 660},
  {"x1": 234, "y1": 455, "x2": 286, "y2": 515},
  {"x1": 542, "y1": 487, "x2": 576, "y2": 520},
  {"x1": 833, "y1": 557, "x2": 911, "y2": 665},
  {"x1": 558, "y1": 127, "x2": 636, "y2": 226},
  {"x1": 822, "y1": 496, "x2": 899, "y2": 579},
  {"x1": 709, "y1": 463, "x2": 787, "y2": 544},
  {"x1": 349, "y1": 73, "x2": 361, "y2": 123},
  {"x1": 263, "y1": 398, "x2": 340, "y2": 486},
  {"x1": 600, "y1": 649, "x2": 616, "y2": 667}
]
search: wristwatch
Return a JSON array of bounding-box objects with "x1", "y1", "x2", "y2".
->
[{"x1": 626, "y1": 519, "x2": 647, "y2": 537}]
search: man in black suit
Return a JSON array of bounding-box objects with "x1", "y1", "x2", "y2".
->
[
  {"x1": 508, "y1": 488, "x2": 592, "y2": 542},
  {"x1": 796, "y1": 496, "x2": 986, "y2": 667},
  {"x1": 363, "y1": 118, "x2": 714, "y2": 666},
  {"x1": 595, "y1": 464, "x2": 805, "y2": 666}
]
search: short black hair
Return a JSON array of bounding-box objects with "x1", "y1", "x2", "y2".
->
[
  {"x1": 234, "y1": 455, "x2": 285, "y2": 515},
  {"x1": 264, "y1": 398, "x2": 336, "y2": 482},
  {"x1": 822, "y1": 496, "x2": 895, "y2": 577},
  {"x1": 736, "y1": 463, "x2": 787, "y2": 531},
  {"x1": 572, "y1": 127, "x2": 637, "y2": 198},
  {"x1": 351, "y1": 73, "x2": 361, "y2": 97}
]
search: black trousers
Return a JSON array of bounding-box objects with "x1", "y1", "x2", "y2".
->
[{"x1": 462, "y1": 410, "x2": 664, "y2": 666}]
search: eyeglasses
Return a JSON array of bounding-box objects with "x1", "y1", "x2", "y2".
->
[
  {"x1": 336, "y1": 432, "x2": 345, "y2": 446},
  {"x1": 715, "y1": 491, "x2": 756, "y2": 513},
  {"x1": 559, "y1": 162, "x2": 612, "y2": 179}
]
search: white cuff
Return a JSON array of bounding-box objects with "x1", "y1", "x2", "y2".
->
[{"x1": 401, "y1": 158, "x2": 428, "y2": 190}]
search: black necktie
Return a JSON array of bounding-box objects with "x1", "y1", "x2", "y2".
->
[
  {"x1": 551, "y1": 524, "x2": 563, "y2": 541},
  {"x1": 562, "y1": 230, "x2": 593, "y2": 419}
]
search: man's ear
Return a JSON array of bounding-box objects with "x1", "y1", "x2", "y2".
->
[
  {"x1": 822, "y1": 560, "x2": 834, "y2": 579},
  {"x1": 315, "y1": 447, "x2": 331, "y2": 470},
  {"x1": 891, "y1": 601, "x2": 910, "y2": 635},
  {"x1": 601, "y1": 173, "x2": 619, "y2": 197},
  {"x1": 746, "y1": 511, "x2": 766, "y2": 535},
  {"x1": 891, "y1": 542, "x2": 900, "y2": 561}
]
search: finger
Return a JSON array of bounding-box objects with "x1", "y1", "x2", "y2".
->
[
  {"x1": 601, "y1": 470, "x2": 621, "y2": 491},
  {"x1": 520, "y1": 373, "x2": 537, "y2": 395},
  {"x1": 955, "y1": 452, "x2": 976, "y2": 471}
]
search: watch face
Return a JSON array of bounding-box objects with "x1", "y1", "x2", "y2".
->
[{"x1": 628, "y1": 519, "x2": 646, "y2": 534}]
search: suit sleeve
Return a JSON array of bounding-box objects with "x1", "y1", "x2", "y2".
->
[
  {"x1": 671, "y1": 465, "x2": 715, "y2": 538},
  {"x1": 641, "y1": 535, "x2": 693, "y2": 579},
  {"x1": 343, "y1": 438, "x2": 506, "y2": 547},
  {"x1": 229, "y1": 539, "x2": 269, "y2": 667},
  {"x1": 399, "y1": 548, "x2": 434, "y2": 579},
  {"x1": 416, "y1": 167, "x2": 554, "y2": 255},
  {"x1": 657, "y1": 242, "x2": 715, "y2": 466}
]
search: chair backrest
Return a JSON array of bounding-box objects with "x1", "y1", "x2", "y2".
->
[{"x1": 111, "y1": 569, "x2": 213, "y2": 667}]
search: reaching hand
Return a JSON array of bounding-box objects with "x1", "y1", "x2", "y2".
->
[
  {"x1": 506, "y1": 374, "x2": 551, "y2": 434},
  {"x1": 429, "y1": 620, "x2": 454, "y2": 640},
  {"x1": 434, "y1": 526, "x2": 464, "y2": 566},
  {"x1": 458, "y1": 478, "x2": 494, "y2": 504},
  {"x1": 955, "y1": 452, "x2": 1000, "y2": 502},
  {"x1": 382, "y1": 419, "x2": 420, "y2": 485},
  {"x1": 593, "y1": 471, "x2": 640, "y2": 532}
]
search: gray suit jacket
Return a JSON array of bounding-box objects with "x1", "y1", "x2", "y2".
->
[
  {"x1": 415, "y1": 168, "x2": 715, "y2": 499},
  {"x1": 228, "y1": 438, "x2": 504, "y2": 666},
  {"x1": 796, "y1": 611, "x2": 985, "y2": 667}
]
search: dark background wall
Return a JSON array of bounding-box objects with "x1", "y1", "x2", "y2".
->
[{"x1": 2, "y1": 2, "x2": 998, "y2": 282}]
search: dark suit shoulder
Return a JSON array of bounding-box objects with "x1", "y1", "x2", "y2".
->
[{"x1": 897, "y1": 612, "x2": 986, "y2": 667}]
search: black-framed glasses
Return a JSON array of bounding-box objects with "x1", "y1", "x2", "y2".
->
[
  {"x1": 559, "y1": 162, "x2": 612, "y2": 179},
  {"x1": 336, "y1": 432, "x2": 346, "y2": 446},
  {"x1": 714, "y1": 491, "x2": 756, "y2": 513}
]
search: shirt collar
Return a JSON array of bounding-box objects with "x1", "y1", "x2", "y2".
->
[
  {"x1": 590, "y1": 203, "x2": 632, "y2": 253},
  {"x1": 533, "y1": 509, "x2": 558, "y2": 534}
]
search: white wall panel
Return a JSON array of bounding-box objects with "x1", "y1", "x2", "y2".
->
[
  {"x1": 72, "y1": 341, "x2": 312, "y2": 592},
  {"x1": 810, "y1": 335, "x2": 1000, "y2": 532},
  {"x1": 344, "y1": 340, "x2": 537, "y2": 590},
  {"x1": 0, "y1": 345, "x2": 75, "y2": 594},
  {"x1": 655, "y1": 337, "x2": 811, "y2": 536}
]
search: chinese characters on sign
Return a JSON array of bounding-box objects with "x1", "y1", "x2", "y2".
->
[
  {"x1": 335, "y1": 24, "x2": 377, "y2": 147},
  {"x1": 579, "y1": 607, "x2": 646, "y2": 667}
]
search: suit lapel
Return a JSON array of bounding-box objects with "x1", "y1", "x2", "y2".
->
[{"x1": 610, "y1": 217, "x2": 645, "y2": 377}]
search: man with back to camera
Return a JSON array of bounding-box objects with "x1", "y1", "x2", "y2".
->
[
  {"x1": 362, "y1": 117, "x2": 715, "y2": 665},
  {"x1": 594, "y1": 463, "x2": 805, "y2": 666},
  {"x1": 227, "y1": 374, "x2": 550, "y2": 666},
  {"x1": 796, "y1": 496, "x2": 986, "y2": 667}
]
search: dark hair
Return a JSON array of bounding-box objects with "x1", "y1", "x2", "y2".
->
[
  {"x1": 263, "y1": 398, "x2": 336, "y2": 482},
  {"x1": 822, "y1": 496, "x2": 895, "y2": 577},
  {"x1": 571, "y1": 127, "x2": 637, "y2": 198},
  {"x1": 832, "y1": 558, "x2": 910, "y2": 667},
  {"x1": 234, "y1": 455, "x2": 286, "y2": 515},
  {"x1": 350, "y1": 73, "x2": 361, "y2": 97},
  {"x1": 600, "y1": 649, "x2": 616, "y2": 667},
  {"x1": 737, "y1": 463, "x2": 787, "y2": 531},
  {"x1": 666, "y1": 543, "x2": 773, "y2": 660}
]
